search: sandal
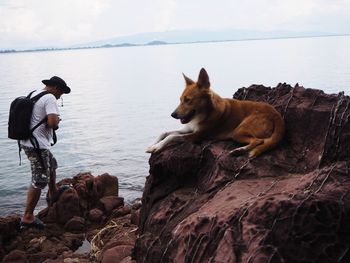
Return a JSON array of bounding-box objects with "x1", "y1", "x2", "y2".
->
[{"x1": 20, "y1": 217, "x2": 45, "y2": 230}]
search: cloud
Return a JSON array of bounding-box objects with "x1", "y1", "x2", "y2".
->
[
  {"x1": 0, "y1": 0, "x2": 349, "y2": 49},
  {"x1": 98, "y1": 0, "x2": 177, "y2": 36},
  {"x1": 0, "y1": 0, "x2": 111, "y2": 48},
  {"x1": 158, "y1": 0, "x2": 350, "y2": 33},
  {"x1": 153, "y1": 0, "x2": 177, "y2": 32}
]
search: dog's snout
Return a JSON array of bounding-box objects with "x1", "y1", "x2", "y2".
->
[{"x1": 171, "y1": 111, "x2": 178, "y2": 119}]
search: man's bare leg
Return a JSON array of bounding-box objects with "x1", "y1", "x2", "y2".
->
[
  {"x1": 47, "y1": 169, "x2": 58, "y2": 205},
  {"x1": 21, "y1": 185, "x2": 41, "y2": 223}
]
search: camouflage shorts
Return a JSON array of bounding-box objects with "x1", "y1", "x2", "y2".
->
[{"x1": 21, "y1": 146, "x2": 57, "y2": 189}]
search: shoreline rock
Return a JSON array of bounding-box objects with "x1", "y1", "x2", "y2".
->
[
  {"x1": 134, "y1": 84, "x2": 350, "y2": 262},
  {"x1": 0, "y1": 172, "x2": 139, "y2": 263}
]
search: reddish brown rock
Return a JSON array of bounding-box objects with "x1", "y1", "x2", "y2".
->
[
  {"x1": 0, "y1": 216, "x2": 20, "y2": 239},
  {"x1": 27, "y1": 251, "x2": 57, "y2": 263},
  {"x1": 0, "y1": 216, "x2": 20, "y2": 259},
  {"x1": 112, "y1": 205, "x2": 131, "y2": 218},
  {"x1": 38, "y1": 172, "x2": 119, "y2": 226},
  {"x1": 2, "y1": 249, "x2": 27, "y2": 263},
  {"x1": 100, "y1": 196, "x2": 124, "y2": 214},
  {"x1": 134, "y1": 84, "x2": 350, "y2": 263},
  {"x1": 62, "y1": 232, "x2": 84, "y2": 250},
  {"x1": 72, "y1": 172, "x2": 94, "y2": 203},
  {"x1": 0, "y1": 172, "x2": 137, "y2": 263},
  {"x1": 95, "y1": 173, "x2": 119, "y2": 197},
  {"x1": 88, "y1": 208, "x2": 104, "y2": 222},
  {"x1": 55, "y1": 188, "x2": 82, "y2": 225},
  {"x1": 64, "y1": 172, "x2": 118, "y2": 212},
  {"x1": 101, "y1": 245, "x2": 133, "y2": 263},
  {"x1": 64, "y1": 216, "x2": 85, "y2": 232}
]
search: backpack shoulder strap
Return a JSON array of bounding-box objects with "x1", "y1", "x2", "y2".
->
[
  {"x1": 29, "y1": 90, "x2": 58, "y2": 146},
  {"x1": 30, "y1": 91, "x2": 50, "y2": 102},
  {"x1": 30, "y1": 116, "x2": 48, "y2": 132},
  {"x1": 27, "y1": 90, "x2": 51, "y2": 132},
  {"x1": 26, "y1": 90, "x2": 36, "y2": 98}
]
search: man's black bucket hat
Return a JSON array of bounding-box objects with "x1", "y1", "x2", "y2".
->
[{"x1": 42, "y1": 76, "x2": 71, "y2": 94}]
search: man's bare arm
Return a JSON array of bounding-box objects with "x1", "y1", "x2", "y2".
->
[{"x1": 47, "y1": 114, "x2": 60, "y2": 129}]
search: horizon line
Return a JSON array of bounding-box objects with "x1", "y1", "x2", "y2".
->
[{"x1": 1, "y1": 33, "x2": 349, "y2": 54}]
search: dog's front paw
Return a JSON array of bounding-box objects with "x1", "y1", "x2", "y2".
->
[
  {"x1": 146, "y1": 144, "x2": 162, "y2": 153},
  {"x1": 154, "y1": 132, "x2": 169, "y2": 144},
  {"x1": 146, "y1": 145, "x2": 156, "y2": 153}
]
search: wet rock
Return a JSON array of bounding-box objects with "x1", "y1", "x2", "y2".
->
[
  {"x1": 2, "y1": 249, "x2": 27, "y2": 263},
  {"x1": 64, "y1": 216, "x2": 85, "y2": 232},
  {"x1": 0, "y1": 172, "x2": 137, "y2": 263},
  {"x1": 73, "y1": 173, "x2": 94, "y2": 202},
  {"x1": 0, "y1": 216, "x2": 20, "y2": 240},
  {"x1": 63, "y1": 232, "x2": 85, "y2": 250},
  {"x1": 88, "y1": 208, "x2": 104, "y2": 222},
  {"x1": 120, "y1": 256, "x2": 137, "y2": 263},
  {"x1": 100, "y1": 196, "x2": 124, "y2": 214},
  {"x1": 27, "y1": 251, "x2": 57, "y2": 263},
  {"x1": 134, "y1": 84, "x2": 350, "y2": 263},
  {"x1": 55, "y1": 188, "x2": 82, "y2": 225},
  {"x1": 0, "y1": 216, "x2": 20, "y2": 259},
  {"x1": 95, "y1": 173, "x2": 119, "y2": 197},
  {"x1": 112, "y1": 205, "x2": 131, "y2": 218},
  {"x1": 42, "y1": 254, "x2": 90, "y2": 263},
  {"x1": 100, "y1": 245, "x2": 133, "y2": 263}
]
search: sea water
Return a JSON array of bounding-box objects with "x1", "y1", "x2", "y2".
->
[{"x1": 1, "y1": 35, "x2": 350, "y2": 216}]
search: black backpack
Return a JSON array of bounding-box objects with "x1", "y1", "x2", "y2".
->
[
  {"x1": 8, "y1": 90, "x2": 56, "y2": 165},
  {"x1": 8, "y1": 90, "x2": 50, "y2": 140}
]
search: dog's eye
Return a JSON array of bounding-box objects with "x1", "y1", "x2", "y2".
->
[{"x1": 183, "y1": 97, "x2": 191, "y2": 103}]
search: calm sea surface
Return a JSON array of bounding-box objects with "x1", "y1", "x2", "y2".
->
[{"x1": 1, "y1": 36, "x2": 350, "y2": 216}]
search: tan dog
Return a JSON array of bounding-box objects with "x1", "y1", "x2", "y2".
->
[{"x1": 146, "y1": 68, "x2": 284, "y2": 158}]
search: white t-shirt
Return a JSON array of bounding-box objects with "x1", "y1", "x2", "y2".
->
[{"x1": 21, "y1": 90, "x2": 60, "y2": 149}]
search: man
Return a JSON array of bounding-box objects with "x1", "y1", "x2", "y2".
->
[{"x1": 20, "y1": 76, "x2": 71, "y2": 229}]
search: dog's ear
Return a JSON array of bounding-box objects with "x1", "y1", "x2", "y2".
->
[
  {"x1": 183, "y1": 73, "x2": 194, "y2": 85},
  {"x1": 197, "y1": 68, "x2": 210, "y2": 89}
]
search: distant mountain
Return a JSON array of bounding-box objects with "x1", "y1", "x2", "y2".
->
[
  {"x1": 147, "y1": 40, "x2": 168, "y2": 45},
  {"x1": 72, "y1": 29, "x2": 336, "y2": 48},
  {"x1": 1, "y1": 29, "x2": 347, "y2": 53}
]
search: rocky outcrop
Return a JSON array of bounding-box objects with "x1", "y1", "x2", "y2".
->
[
  {"x1": 0, "y1": 172, "x2": 139, "y2": 263},
  {"x1": 134, "y1": 84, "x2": 350, "y2": 262}
]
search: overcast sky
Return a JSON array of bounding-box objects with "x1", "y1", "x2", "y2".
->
[{"x1": 0, "y1": 0, "x2": 349, "y2": 49}]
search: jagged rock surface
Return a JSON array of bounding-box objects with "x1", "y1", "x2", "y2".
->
[
  {"x1": 0, "y1": 172, "x2": 139, "y2": 263},
  {"x1": 134, "y1": 84, "x2": 350, "y2": 263}
]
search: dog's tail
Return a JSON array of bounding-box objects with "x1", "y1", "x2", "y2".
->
[{"x1": 250, "y1": 114, "x2": 285, "y2": 158}]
